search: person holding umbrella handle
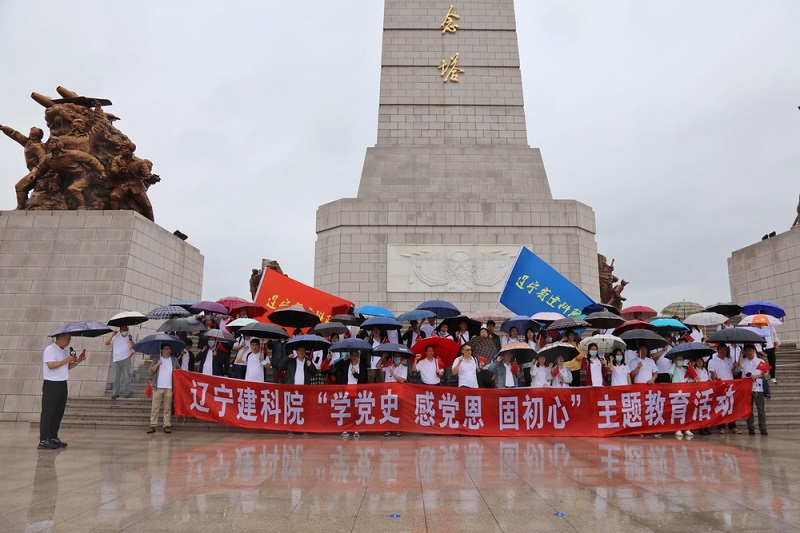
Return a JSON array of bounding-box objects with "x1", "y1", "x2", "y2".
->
[
  {"x1": 105, "y1": 326, "x2": 135, "y2": 399},
  {"x1": 39, "y1": 335, "x2": 86, "y2": 450}
]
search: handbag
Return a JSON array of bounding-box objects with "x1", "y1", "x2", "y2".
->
[{"x1": 145, "y1": 381, "x2": 153, "y2": 397}]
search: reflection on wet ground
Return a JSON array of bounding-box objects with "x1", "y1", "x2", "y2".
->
[{"x1": 2, "y1": 422, "x2": 799, "y2": 532}]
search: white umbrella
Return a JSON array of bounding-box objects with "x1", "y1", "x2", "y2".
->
[
  {"x1": 683, "y1": 312, "x2": 728, "y2": 327},
  {"x1": 739, "y1": 315, "x2": 782, "y2": 326},
  {"x1": 579, "y1": 334, "x2": 626, "y2": 354},
  {"x1": 107, "y1": 311, "x2": 148, "y2": 327},
  {"x1": 531, "y1": 312, "x2": 565, "y2": 323}
]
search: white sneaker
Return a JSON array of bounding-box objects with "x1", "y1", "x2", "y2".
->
[
  {"x1": 685, "y1": 430, "x2": 693, "y2": 437},
  {"x1": 675, "y1": 431, "x2": 683, "y2": 437},
  {"x1": 653, "y1": 434, "x2": 662, "y2": 439},
  {"x1": 341, "y1": 432, "x2": 349, "y2": 439},
  {"x1": 353, "y1": 432, "x2": 360, "y2": 439},
  {"x1": 770, "y1": 379, "x2": 777, "y2": 384}
]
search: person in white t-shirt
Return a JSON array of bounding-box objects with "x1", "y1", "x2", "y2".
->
[
  {"x1": 609, "y1": 349, "x2": 631, "y2": 386},
  {"x1": 419, "y1": 317, "x2": 437, "y2": 339},
  {"x1": 551, "y1": 356, "x2": 573, "y2": 388},
  {"x1": 105, "y1": 326, "x2": 135, "y2": 399},
  {"x1": 706, "y1": 344, "x2": 742, "y2": 434},
  {"x1": 453, "y1": 320, "x2": 471, "y2": 346},
  {"x1": 530, "y1": 355, "x2": 552, "y2": 388},
  {"x1": 452, "y1": 344, "x2": 479, "y2": 388},
  {"x1": 231, "y1": 335, "x2": 251, "y2": 379},
  {"x1": 39, "y1": 333, "x2": 85, "y2": 450},
  {"x1": 413, "y1": 346, "x2": 443, "y2": 385},
  {"x1": 235, "y1": 338, "x2": 269, "y2": 383},
  {"x1": 147, "y1": 343, "x2": 178, "y2": 434},
  {"x1": 741, "y1": 343, "x2": 768, "y2": 435},
  {"x1": 631, "y1": 345, "x2": 658, "y2": 385}
]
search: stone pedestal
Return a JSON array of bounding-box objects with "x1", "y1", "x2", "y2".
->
[
  {"x1": 729, "y1": 227, "x2": 800, "y2": 344},
  {"x1": 0, "y1": 210, "x2": 203, "y2": 422},
  {"x1": 314, "y1": 0, "x2": 599, "y2": 310}
]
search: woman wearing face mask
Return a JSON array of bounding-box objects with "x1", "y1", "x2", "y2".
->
[
  {"x1": 609, "y1": 348, "x2": 632, "y2": 386},
  {"x1": 583, "y1": 343, "x2": 608, "y2": 387},
  {"x1": 667, "y1": 356, "x2": 694, "y2": 438},
  {"x1": 380, "y1": 351, "x2": 407, "y2": 437},
  {"x1": 691, "y1": 357, "x2": 713, "y2": 435}
]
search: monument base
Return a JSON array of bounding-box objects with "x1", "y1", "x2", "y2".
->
[
  {"x1": 315, "y1": 198, "x2": 599, "y2": 312},
  {"x1": 0, "y1": 210, "x2": 203, "y2": 422},
  {"x1": 729, "y1": 227, "x2": 800, "y2": 344}
]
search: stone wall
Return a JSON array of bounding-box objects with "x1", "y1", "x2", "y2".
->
[
  {"x1": 0, "y1": 210, "x2": 203, "y2": 422},
  {"x1": 729, "y1": 227, "x2": 800, "y2": 344}
]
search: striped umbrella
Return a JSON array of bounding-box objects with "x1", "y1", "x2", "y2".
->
[
  {"x1": 146, "y1": 305, "x2": 190, "y2": 320},
  {"x1": 660, "y1": 301, "x2": 704, "y2": 320}
]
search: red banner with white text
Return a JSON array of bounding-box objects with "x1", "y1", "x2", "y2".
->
[
  {"x1": 254, "y1": 269, "x2": 353, "y2": 325},
  {"x1": 173, "y1": 371, "x2": 753, "y2": 437}
]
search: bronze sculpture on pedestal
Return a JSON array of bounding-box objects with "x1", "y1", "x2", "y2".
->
[{"x1": 1, "y1": 87, "x2": 160, "y2": 221}]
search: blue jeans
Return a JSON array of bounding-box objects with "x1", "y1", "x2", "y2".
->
[{"x1": 112, "y1": 357, "x2": 132, "y2": 397}]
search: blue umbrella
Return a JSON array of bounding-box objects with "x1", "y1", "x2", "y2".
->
[
  {"x1": 650, "y1": 318, "x2": 689, "y2": 334},
  {"x1": 285, "y1": 334, "x2": 331, "y2": 351},
  {"x1": 396, "y1": 309, "x2": 435, "y2": 322},
  {"x1": 134, "y1": 334, "x2": 185, "y2": 355},
  {"x1": 372, "y1": 343, "x2": 416, "y2": 358},
  {"x1": 330, "y1": 338, "x2": 373, "y2": 352},
  {"x1": 147, "y1": 305, "x2": 190, "y2": 320},
  {"x1": 417, "y1": 300, "x2": 461, "y2": 318},
  {"x1": 354, "y1": 305, "x2": 395, "y2": 318},
  {"x1": 742, "y1": 301, "x2": 785, "y2": 319},
  {"x1": 501, "y1": 315, "x2": 539, "y2": 335},
  {"x1": 48, "y1": 321, "x2": 113, "y2": 338},
  {"x1": 361, "y1": 316, "x2": 403, "y2": 330}
]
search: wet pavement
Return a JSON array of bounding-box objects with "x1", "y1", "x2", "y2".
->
[{"x1": 2, "y1": 422, "x2": 799, "y2": 532}]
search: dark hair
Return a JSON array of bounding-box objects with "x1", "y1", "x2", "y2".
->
[
  {"x1": 486, "y1": 320, "x2": 496, "y2": 326},
  {"x1": 588, "y1": 343, "x2": 598, "y2": 351},
  {"x1": 249, "y1": 338, "x2": 260, "y2": 345},
  {"x1": 160, "y1": 343, "x2": 171, "y2": 350}
]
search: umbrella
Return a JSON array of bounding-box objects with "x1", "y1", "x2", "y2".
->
[
  {"x1": 742, "y1": 301, "x2": 785, "y2": 319},
  {"x1": 267, "y1": 305, "x2": 321, "y2": 328},
  {"x1": 216, "y1": 296, "x2": 267, "y2": 318},
  {"x1": 417, "y1": 300, "x2": 461, "y2": 319},
  {"x1": 620, "y1": 306, "x2": 658, "y2": 320},
  {"x1": 169, "y1": 300, "x2": 197, "y2": 310},
  {"x1": 538, "y1": 342, "x2": 580, "y2": 364},
  {"x1": 311, "y1": 322, "x2": 349, "y2": 337},
  {"x1": 582, "y1": 303, "x2": 621, "y2": 315},
  {"x1": 498, "y1": 341, "x2": 537, "y2": 364},
  {"x1": 49, "y1": 321, "x2": 112, "y2": 338},
  {"x1": 107, "y1": 311, "x2": 148, "y2": 327},
  {"x1": 286, "y1": 334, "x2": 331, "y2": 352},
  {"x1": 613, "y1": 320, "x2": 655, "y2": 335},
  {"x1": 191, "y1": 301, "x2": 229, "y2": 315},
  {"x1": 361, "y1": 316, "x2": 403, "y2": 331},
  {"x1": 331, "y1": 314, "x2": 363, "y2": 326},
  {"x1": 396, "y1": 309, "x2": 436, "y2": 322},
  {"x1": 203, "y1": 328, "x2": 234, "y2": 342},
  {"x1": 584, "y1": 311, "x2": 625, "y2": 330},
  {"x1": 237, "y1": 323, "x2": 290, "y2": 340},
  {"x1": 531, "y1": 312, "x2": 565, "y2": 323},
  {"x1": 146, "y1": 305, "x2": 190, "y2": 320},
  {"x1": 226, "y1": 317, "x2": 257, "y2": 331},
  {"x1": 739, "y1": 314, "x2": 782, "y2": 327},
  {"x1": 619, "y1": 329, "x2": 669, "y2": 350},
  {"x1": 683, "y1": 312, "x2": 729, "y2": 327},
  {"x1": 372, "y1": 343, "x2": 416, "y2": 359},
  {"x1": 354, "y1": 305, "x2": 395, "y2": 318},
  {"x1": 133, "y1": 334, "x2": 185, "y2": 355},
  {"x1": 664, "y1": 342, "x2": 715, "y2": 361},
  {"x1": 739, "y1": 326, "x2": 769, "y2": 338},
  {"x1": 469, "y1": 336, "x2": 498, "y2": 359},
  {"x1": 501, "y1": 315, "x2": 539, "y2": 335},
  {"x1": 579, "y1": 334, "x2": 626, "y2": 354},
  {"x1": 660, "y1": 301, "x2": 704, "y2": 320},
  {"x1": 649, "y1": 318, "x2": 689, "y2": 334},
  {"x1": 705, "y1": 302, "x2": 743, "y2": 317},
  {"x1": 330, "y1": 338, "x2": 373, "y2": 352},
  {"x1": 469, "y1": 308, "x2": 512, "y2": 322},
  {"x1": 706, "y1": 328, "x2": 767, "y2": 345},
  {"x1": 157, "y1": 318, "x2": 207, "y2": 333},
  {"x1": 411, "y1": 336, "x2": 460, "y2": 367},
  {"x1": 547, "y1": 318, "x2": 590, "y2": 331},
  {"x1": 438, "y1": 315, "x2": 482, "y2": 337}
]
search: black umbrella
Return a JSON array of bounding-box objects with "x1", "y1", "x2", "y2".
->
[
  {"x1": 583, "y1": 303, "x2": 621, "y2": 316},
  {"x1": 498, "y1": 341, "x2": 537, "y2": 364},
  {"x1": 619, "y1": 329, "x2": 669, "y2": 350},
  {"x1": 267, "y1": 306, "x2": 321, "y2": 329},
  {"x1": 584, "y1": 311, "x2": 625, "y2": 330},
  {"x1": 107, "y1": 311, "x2": 148, "y2": 327},
  {"x1": 705, "y1": 302, "x2": 743, "y2": 317},
  {"x1": 157, "y1": 318, "x2": 207, "y2": 333},
  {"x1": 438, "y1": 315, "x2": 481, "y2": 337},
  {"x1": 237, "y1": 323, "x2": 290, "y2": 340},
  {"x1": 416, "y1": 300, "x2": 461, "y2": 319},
  {"x1": 48, "y1": 321, "x2": 113, "y2": 338},
  {"x1": 330, "y1": 338, "x2": 373, "y2": 353},
  {"x1": 537, "y1": 342, "x2": 580, "y2": 365},
  {"x1": 546, "y1": 318, "x2": 590, "y2": 331},
  {"x1": 372, "y1": 343, "x2": 416, "y2": 359},
  {"x1": 706, "y1": 328, "x2": 766, "y2": 345},
  {"x1": 331, "y1": 314, "x2": 363, "y2": 326},
  {"x1": 664, "y1": 342, "x2": 715, "y2": 361},
  {"x1": 311, "y1": 322, "x2": 349, "y2": 337},
  {"x1": 286, "y1": 334, "x2": 331, "y2": 352}
]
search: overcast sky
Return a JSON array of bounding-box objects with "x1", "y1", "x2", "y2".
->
[{"x1": 1, "y1": 1, "x2": 798, "y2": 313}]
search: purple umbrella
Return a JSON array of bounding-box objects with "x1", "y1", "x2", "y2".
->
[
  {"x1": 191, "y1": 301, "x2": 229, "y2": 315},
  {"x1": 49, "y1": 321, "x2": 113, "y2": 338}
]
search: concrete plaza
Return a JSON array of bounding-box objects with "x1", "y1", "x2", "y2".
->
[{"x1": 1, "y1": 422, "x2": 798, "y2": 532}]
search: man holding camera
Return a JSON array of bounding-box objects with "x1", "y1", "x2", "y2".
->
[{"x1": 39, "y1": 333, "x2": 85, "y2": 450}]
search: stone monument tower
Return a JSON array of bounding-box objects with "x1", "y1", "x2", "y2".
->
[{"x1": 315, "y1": 0, "x2": 599, "y2": 311}]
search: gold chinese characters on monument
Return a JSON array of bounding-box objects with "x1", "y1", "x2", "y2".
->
[
  {"x1": 1, "y1": 87, "x2": 160, "y2": 221},
  {"x1": 440, "y1": 4, "x2": 460, "y2": 34},
  {"x1": 438, "y1": 53, "x2": 465, "y2": 83}
]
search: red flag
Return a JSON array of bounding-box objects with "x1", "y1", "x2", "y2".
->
[
  {"x1": 756, "y1": 360, "x2": 772, "y2": 374},
  {"x1": 685, "y1": 364, "x2": 698, "y2": 381},
  {"x1": 551, "y1": 367, "x2": 560, "y2": 378},
  {"x1": 511, "y1": 360, "x2": 520, "y2": 375},
  {"x1": 254, "y1": 269, "x2": 353, "y2": 327}
]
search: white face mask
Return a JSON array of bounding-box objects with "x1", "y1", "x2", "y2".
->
[{"x1": 121, "y1": 331, "x2": 128, "y2": 337}]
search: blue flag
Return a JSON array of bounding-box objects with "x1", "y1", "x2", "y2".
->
[{"x1": 499, "y1": 246, "x2": 596, "y2": 317}]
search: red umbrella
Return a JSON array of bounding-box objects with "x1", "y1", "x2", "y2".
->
[
  {"x1": 411, "y1": 336, "x2": 460, "y2": 367},
  {"x1": 613, "y1": 319, "x2": 655, "y2": 335},
  {"x1": 620, "y1": 305, "x2": 658, "y2": 320},
  {"x1": 216, "y1": 296, "x2": 267, "y2": 318}
]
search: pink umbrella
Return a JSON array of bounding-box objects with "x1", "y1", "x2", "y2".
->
[{"x1": 620, "y1": 305, "x2": 658, "y2": 320}]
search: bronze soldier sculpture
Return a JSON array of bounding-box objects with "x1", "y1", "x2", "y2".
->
[{"x1": 2, "y1": 87, "x2": 159, "y2": 221}]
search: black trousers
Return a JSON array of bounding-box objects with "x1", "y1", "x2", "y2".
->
[
  {"x1": 765, "y1": 348, "x2": 776, "y2": 379},
  {"x1": 39, "y1": 380, "x2": 68, "y2": 441}
]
